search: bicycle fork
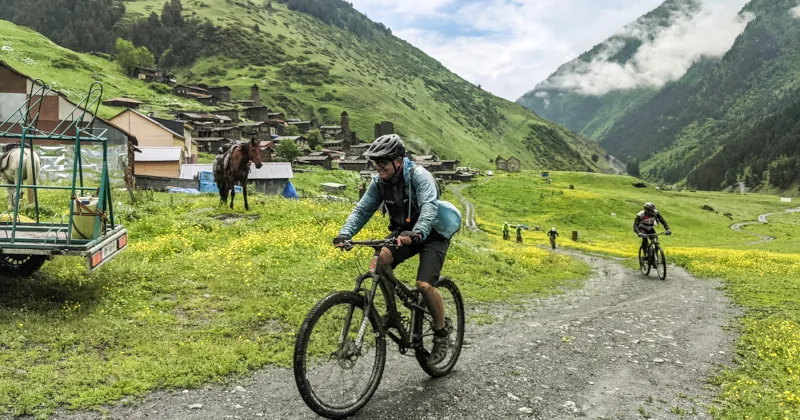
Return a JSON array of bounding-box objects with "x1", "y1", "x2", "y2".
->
[{"x1": 337, "y1": 254, "x2": 383, "y2": 353}]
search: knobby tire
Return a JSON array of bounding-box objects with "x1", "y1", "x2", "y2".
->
[{"x1": 293, "y1": 291, "x2": 386, "y2": 419}]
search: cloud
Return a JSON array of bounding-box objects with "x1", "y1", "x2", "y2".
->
[
  {"x1": 538, "y1": 0, "x2": 753, "y2": 96},
  {"x1": 534, "y1": 91, "x2": 550, "y2": 108},
  {"x1": 792, "y1": 3, "x2": 800, "y2": 18}
]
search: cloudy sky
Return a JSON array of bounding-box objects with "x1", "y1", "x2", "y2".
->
[
  {"x1": 352, "y1": 0, "x2": 764, "y2": 101},
  {"x1": 348, "y1": 0, "x2": 667, "y2": 100}
]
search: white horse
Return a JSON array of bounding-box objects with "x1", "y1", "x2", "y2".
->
[{"x1": 0, "y1": 145, "x2": 41, "y2": 209}]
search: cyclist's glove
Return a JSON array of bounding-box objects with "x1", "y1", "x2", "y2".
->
[
  {"x1": 399, "y1": 231, "x2": 421, "y2": 244},
  {"x1": 638, "y1": 233, "x2": 646, "y2": 238},
  {"x1": 333, "y1": 234, "x2": 351, "y2": 246}
]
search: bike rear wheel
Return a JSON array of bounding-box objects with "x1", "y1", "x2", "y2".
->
[
  {"x1": 638, "y1": 246, "x2": 650, "y2": 275},
  {"x1": 656, "y1": 247, "x2": 667, "y2": 280},
  {"x1": 413, "y1": 277, "x2": 465, "y2": 377},
  {"x1": 293, "y1": 291, "x2": 386, "y2": 419},
  {"x1": 550, "y1": 238, "x2": 556, "y2": 250}
]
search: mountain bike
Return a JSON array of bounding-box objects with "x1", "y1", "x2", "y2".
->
[
  {"x1": 549, "y1": 235, "x2": 557, "y2": 250},
  {"x1": 293, "y1": 238, "x2": 465, "y2": 419},
  {"x1": 639, "y1": 232, "x2": 669, "y2": 280}
]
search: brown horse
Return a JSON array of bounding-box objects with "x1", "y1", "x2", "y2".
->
[{"x1": 213, "y1": 138, "x2": 263, "y2": 211}]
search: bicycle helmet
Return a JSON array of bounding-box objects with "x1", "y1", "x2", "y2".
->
[
  {"x1": 644, "y1": 202, "x2": 656, "y2": 212},
  {"x1": 363, "y1": 134, "x2": 405, "y2": 160},
  {"x1": 551, "y1": 227, "x2": 556, "y2": 232}
]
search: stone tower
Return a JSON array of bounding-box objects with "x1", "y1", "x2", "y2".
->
[
  {"x1": 341, "y1": 111, "x2": 351, "y2": 155},
  {"x1": 250, "y1": 84, "x2": 261, "y2": 106}
]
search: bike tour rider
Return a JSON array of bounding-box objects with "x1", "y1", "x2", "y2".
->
[
  {"x1": 633, "y1": 202, "x2": 672, "y2": 261},
  {"x1": 333, "y1": 134, "x2": 463, "y2": 365},
  {"x1": 547, "y1": 227, "x2": 559, "y2": 243}
]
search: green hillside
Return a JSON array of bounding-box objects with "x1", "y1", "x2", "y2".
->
[
  {"x1": 517, "y1": 0, "x2": 800, "y2": 191},
  {"x1": 0, "y1": 0, "x2": 611, "y2": 173}
]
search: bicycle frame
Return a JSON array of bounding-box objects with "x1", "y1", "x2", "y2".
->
[{"x1": 338, "y1": 239, "x2": 430, "y2": 354}]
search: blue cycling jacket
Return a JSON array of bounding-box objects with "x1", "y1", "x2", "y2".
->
[{"x1": 339, "y1": 158, "x2": 462, "y2": 241}]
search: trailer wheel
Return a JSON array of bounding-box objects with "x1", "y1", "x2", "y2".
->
[{"x1": 0, "y1": 254, "x2": 47, "y2": 277}]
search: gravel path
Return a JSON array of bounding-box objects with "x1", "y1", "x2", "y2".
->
[
  {"x1": 730, "y1": 206, "x2": 800, "y2": 244},
  {"x1": 452, "y1": 183, "x2": 480, "y2": 231},
  {"x1": 42, "y1": 250, "x2": 741, "y2": 420}
]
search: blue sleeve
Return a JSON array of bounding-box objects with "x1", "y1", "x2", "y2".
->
[
  {"x1": 411, "y1": 168, "x2": 439, "y2": 241},
  {"x1": 339, "y1": 178, "x2": 381, "y2": 237}
]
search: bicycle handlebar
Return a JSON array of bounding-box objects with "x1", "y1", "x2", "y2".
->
[
  {"x1": 338, "y1": 238, "x2": 399, "y2": 251},
  {"x1": 642, "y1": 232, "x2": 669, "y2": 237}
]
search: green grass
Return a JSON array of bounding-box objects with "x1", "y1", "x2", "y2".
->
[
  {"x1": 291, "y1": 167, "x2": 363, "y2": 201},
  {"x1": 0, "y1": 186, "x2": 588, "y2": 418},
  {"x1": 466, "y1": 171, "x2": 800, "y2": 419}
]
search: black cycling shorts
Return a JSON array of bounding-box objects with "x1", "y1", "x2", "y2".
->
[{"x1": 384, "y1": 229, "x2": 450, "y2": 284}]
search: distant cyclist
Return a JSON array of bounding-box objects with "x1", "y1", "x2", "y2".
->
[
  {"x1": 547, "y1": 227, "x2": 559, "y2": 248},
  {"x1": 633, "y1": 202, "x2": 671, "y2": 260},
  {"x1": 502, "y1": 221, "x2": 510, "y2": 241},
  {"x1": 516, "y1": 225, "x2": 523, "y2": 243}
]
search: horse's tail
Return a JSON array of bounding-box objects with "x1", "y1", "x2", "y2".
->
[{"x1": 26, "y1": 149, "x2": 36, "y2": 204}]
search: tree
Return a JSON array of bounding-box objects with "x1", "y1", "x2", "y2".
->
[
  {"x1": 114, "y1": 38, "x2": 155, "y2": 75},
  {"x1": 305, "y1": 129, "x2": 323, "y2": 149},
  {"x1": 627, "y1": 158, "x2": 641, "y2": 177},
  {"x1": 277, "y1": 140, "x2": 302, "y2": 162},
  {"x1": 284, "y1": 124, "x2": 301, "y2": 136}
]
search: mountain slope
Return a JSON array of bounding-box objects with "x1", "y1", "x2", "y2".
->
[
  {"x1": 516, "y1": 0, "x2": 700, "y2": 141},
  {"x1": 0, "y1": 0, "x2": 611, "y2": 172},
  {"x1": 518, "y1": 0, "x2": 800, "y2": 190}
]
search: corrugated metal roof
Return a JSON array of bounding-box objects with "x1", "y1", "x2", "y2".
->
[
  {"x1": 248, "y1": 162, "x2": 294, "y2": 180},
  {"x1": 297, "y1": 155, "x2": 331, "y2": 162},
  {"x1": 179, "y1": 162, "x2": 294, "y2": 180},
  {"x1": 136, "y1": 147, "x2": 183, "y2": 162}
]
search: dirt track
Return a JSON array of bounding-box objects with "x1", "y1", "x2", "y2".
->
[
  {"x1": 45, "y1": 249, "x2": 740, "y2": 420},
  {"x1": 730, "y1": 206, "x2": 800, "y2": 244}
]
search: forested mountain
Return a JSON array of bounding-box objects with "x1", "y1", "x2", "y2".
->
[
  {"x1": 517, "y1": 0, "x2": 800, "y2": 190},
  {"x1": 0, "y1": 0, "x2": 610, "y2": 172}
]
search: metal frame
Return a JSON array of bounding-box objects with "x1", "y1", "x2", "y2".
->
[{"x1": 0, "y1": 80, "x2": 128, "y2": 271}]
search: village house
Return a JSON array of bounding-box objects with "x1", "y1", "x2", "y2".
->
[
  {"x1": 243, "y1": 106, "x2": 271, "y2": 122},
  {"x1": 238, "y1": 121, "x2": 272, "y2": 141},
  {"x1": 259, "y1": 140, "x2": 277, "y2": 162},
  {"x1": 286, "y1": 119, "x2": 311, "y2": 133},
  {"x1": 268, "y1": 112, "x2": 285, "y2": 122},
  {"x1": 194, "y1": 137, "x2": 229, "y2": 153},
  {"x1": 339, "y1": 158, "x2": 371, "y2": 172},
  {"x1": 102, "y1": 97, "x2": 143, "y2": 109},
  {"x1": 507, "y1": 156, "x2": 521, "y2": 172},
  {"x1": 295, "y1": 154, "x2": 333, "y2": 170},
  {"x1": 110, "y1": 109, "x2": 198, "y2": 164},
  {"x1": 320, "y1": 125, "x2": 342, "y2": 140},
  {"x1": 208, "y1": 86, "x2": 231, "y2": 103},
  {"x1": 434, "y1": 171, "x2": 476, "y2": 182},
  {"x1": 0, "y1": 61, "x2": 139, "y2": 188},
  {"x1": 172, "y1": 84, "x2": 217, "y2": 106},
  {"x1": 175, "y1": 112, "x2": 231, "y2": 125},
  {"x1": 134, "y1": 147, "x2": 185, "y2": 178},
  {"x1": 495, "y1": 157, "x2": 508, "y2": 171},
  {"x1": 134, "y1": 66, "x2": 176, "y2": 85},
  {"x1": 349, "y1": 143, "x2": 370, "y2": 157}
]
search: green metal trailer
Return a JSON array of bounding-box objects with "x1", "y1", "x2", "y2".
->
[{"x1": 0, "y1": 80, "x2": 128, "y2": 277}]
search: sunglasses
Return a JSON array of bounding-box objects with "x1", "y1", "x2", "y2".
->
[{"x1": 371, "y1": 159, "x2": 393, "y2": 168}]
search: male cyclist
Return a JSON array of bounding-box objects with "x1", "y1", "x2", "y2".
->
[
  {"x1": 502, "y1": 221, "x2": 510, "y2": 240},
  {"x1": 633, "y1": 202, "x2": 672, "y2": 262},
  {"x1": 516, "y1": 224, "x2": 523, "y2": 243},
  {"x1": 547, "y1": 227, "x2": 559, "y2": 247},
  {"x1": 333, "y1": 134, "x2": 462, "y2": 365}
]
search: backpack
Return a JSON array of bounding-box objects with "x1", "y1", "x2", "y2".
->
[{"x1": 377, "y1": 165, "x2": 441, "y2": 217}]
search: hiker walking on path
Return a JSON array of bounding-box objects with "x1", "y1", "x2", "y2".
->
[{"x1": 516, "y1": 225, "x2": 523, "y2": 244}]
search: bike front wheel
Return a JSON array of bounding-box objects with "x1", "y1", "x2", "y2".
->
[
  {"x1": 293, "y1": 291, "x2": 386, "y2": 419},
  {"x1": 413, "y1": 277, "x2": 466, "y2": 377},
  {"x1": 656, "y1": 247, "x2": 667, "y2": 280},
  {"x1": 639, "y1": 246, "x2": 651, "y2": 275}
]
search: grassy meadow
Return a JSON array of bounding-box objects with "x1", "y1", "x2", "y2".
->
[
  {"x1": 0, "y1": 174, "x2": 587, "y2": 418},
  {"x1": 467, "y1": 171, "x2": 800, "y2": 419}
]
